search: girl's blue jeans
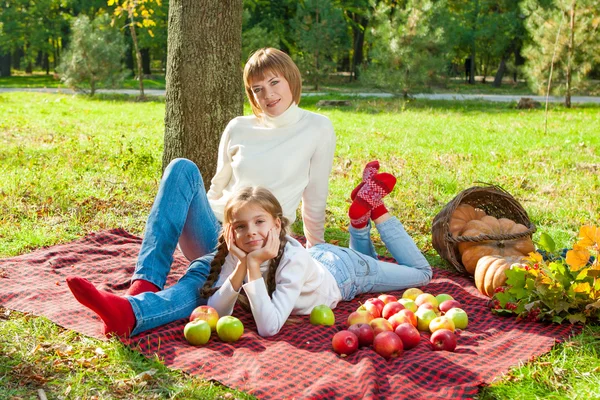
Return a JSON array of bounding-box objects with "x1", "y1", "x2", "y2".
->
[{"x1": 308, "y1": 218, "x2": 432, "y2": 301}]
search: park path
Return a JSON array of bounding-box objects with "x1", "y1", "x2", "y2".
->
[{"x1": 1, "y1": 87, "x2": 599, "y2": 104}]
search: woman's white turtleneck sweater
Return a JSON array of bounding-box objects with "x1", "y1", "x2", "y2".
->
[{"x1": 206, "y1": 104, "x2": 336, "y2": 247}]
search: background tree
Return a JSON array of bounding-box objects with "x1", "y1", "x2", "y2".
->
[
  {"x1": 292, "y1": 0, "x2": 349, "y2": 90},
  {"x1": 522, "y1": 0, "x2": 600, "y2": 107},
  {"x1": 57, "y1": 14, "x2": 126, "y2": 95},
  {"x1": 162, "y1": 0, "x2": 244, "y2": 180},
  {"x1": 108, "y1": 0, "x2": 163, "y2": 97},
  {"x1": 364, "y1": 0, "x2": 448, "y2": 96}
]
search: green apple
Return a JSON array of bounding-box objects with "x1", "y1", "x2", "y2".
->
[
  {"x1": 310, "y1": 304, "x2": 335, "y2": 326},
  {"x1": 397, "y1": 298, "x2": 417, "y2": 313},
  {"x1": 435, "y1": 293, "x2": 454, "y2": 305},
  {"x1": 445, "y1": 308, "x2": 469, "y2": 330},
  {"x1": 216, "y1": 316, "x2": 244, "y2": 342},
  {"x1": 415, "y1": 308, "x2": 437, "y2": 332},
  {"x1": 184, "y1": 319, "x2": 212, "y2": 346}
]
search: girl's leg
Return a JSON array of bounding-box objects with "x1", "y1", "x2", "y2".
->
[
  {"x1": 132, "y1": 158, "x2": 221, "y2": 291},
  {"x1": 348, "y1": 222, "x2": 378, "y2": 259},
  {"x1": 129, "y1": 254, "x2": 213, "y2": 336},
  {"x1": 376, "y1": 216, "x2": 431, "y2": 272}
]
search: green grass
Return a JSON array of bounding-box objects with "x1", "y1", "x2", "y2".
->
[
  {"x1": 1, "y1": 92, "x2": 599, "y2": 398},
  {"x1": 0, "y1": 71, "x2": 166, "y2": 90}
]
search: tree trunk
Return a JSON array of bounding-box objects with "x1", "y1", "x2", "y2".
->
[
  {"x1": 350, "y1": 15, "x2": 368, "y2": 81},
  {"x1": 141, "y1": 48, "x2": 152, "y2": 75},
  {"x1": 0, "y1": 53, "x2": 11, "y2": 77},
  {"x1": 163, "y1": 0, "x2": 243, "y2": 181},
  {"x1": 493, "y1": 56, "x2": 507, "y2": 87},
  {"x1": 128, "y1": 11, "x2": 145, "y2": 98},
  {"x1": 565, "y1": 1, "x2": 575, "y2": 108}
]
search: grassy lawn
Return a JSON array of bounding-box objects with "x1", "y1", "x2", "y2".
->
[
  {"x1": 1, "y1": 92, "x2": 599, "y2": 398},
  {"x1": 0, "y1": 71, "x2": 166, "y2": 90}
]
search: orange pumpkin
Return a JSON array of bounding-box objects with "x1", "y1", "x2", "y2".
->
[
  {"x1": 474, "y1": 255, "x2": 526, "y2": 297},
  {"x1": 449, "y1": 204, "x2": 487, "y2": 237},
  {"x1": 458, "y1": 215, "x2": 535, "y2": 274}
]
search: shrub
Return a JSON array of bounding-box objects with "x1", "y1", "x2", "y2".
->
[{"x1": 58, "y1": 14, "x2": 126, "y2": 96}]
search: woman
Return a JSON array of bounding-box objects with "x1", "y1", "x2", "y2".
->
[{"x1": 66, "y1": 48, "x2": 336, "y2": 337}]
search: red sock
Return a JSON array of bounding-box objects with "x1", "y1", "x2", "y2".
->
[
  {"x1": 349, "y1": 172, "x2": 396, "y2": 228},
  {"x1": 66, "y1": 276, "x2": 136, "y2": 337},
  {"x1": 126, "y1": 279, "x2": 160, "y2": 296},
  {"x1": 350, "y1": 161, "x2": 380, "y2": 200}
]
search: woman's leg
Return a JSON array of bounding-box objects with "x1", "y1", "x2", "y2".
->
[
  {"x1": 129, "y1": 254, "x2": 213, "y2": 336},
  {"x1": 132, "y1": 158, "x2": 221, "y2": 291}
]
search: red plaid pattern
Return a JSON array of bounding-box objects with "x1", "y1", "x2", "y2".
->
[{"x1": 0, "y1": 229, "x2": 581, "y2": 399}]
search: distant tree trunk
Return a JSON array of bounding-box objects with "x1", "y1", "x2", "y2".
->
[
  {"x1": 141, "y1": 48, "x2": 151, "y2": 75},
  {"x1": 493, "y1": 55, "x2": 507, "y2": 87},
  {"x1": 468, "y1": 50, "x2": 475, "y2": 84},
  {"x1": 350, "y1": 14, "x2": 368, "y2": 81},
  {"x1": 565, "y1": 1, "x2": 575, "y2": 108},
  {"x1": 0, "y1": 53, "x2": 11, "y2": 76},
  {"x1": 128, "y1": 11, "x2": 145, "y2": 98},
  {"x1": 163, "y1": 0, "x2": 243, "y2": 181}
]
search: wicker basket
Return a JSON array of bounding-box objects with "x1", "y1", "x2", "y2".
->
[{"x1": 431, "y1": 185, "x2": 536, "y2": 274}]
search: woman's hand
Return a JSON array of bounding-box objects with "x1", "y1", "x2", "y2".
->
[{"x1": 225, "y1": 226, "x2": 248, "y2": 261}]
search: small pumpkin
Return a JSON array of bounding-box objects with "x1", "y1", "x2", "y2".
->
[
  {"x1": 449, "y1": 204, "x2": 487, "y2": 237},
  {"x1": 458, "y1": 215, "x2": 535, "y2": 274},
  {"x1": 474, "y1": 255, "x2": 525, "y2": 297}
]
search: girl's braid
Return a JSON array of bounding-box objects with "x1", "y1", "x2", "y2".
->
[
  {"x1": 265, "y1": 230, "x2": 288, "y2": 297},
  {"x1": 200, "y1": 235, "x2": 229, "y2": 298}
]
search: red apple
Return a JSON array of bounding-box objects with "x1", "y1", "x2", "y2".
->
[
  {"x1": 439, "y1": 299, "x2": 462, "y2": 314},
  {"x1": 429, "y1": 316, "x2": 455, "y2": 333},
  {"x1": 347, "y1": 309, "x2": 375, "y2": 326},
  {"x1": 373, "y1": 331, "x2": 404, "y2": 359},
  {"x1": 382, "y1": 301, "x2": 405, "y2": 320},
  {"x1": 394, "y1": 322, "x2": 421, "y2": 350},
  {"x1": 332, "y1": 330, "x2": 359, "y2": 357},
  {"x1": 378, "y1": 294, "x2": 398, "y2": 304},
  {"x1": 370, "y1": 317, "x2": 394, "y2": 336},
  {"x1": 189, "y1": 305, "x2": 219, "y2": 332},
  {"x1": 388, "y1": 309, "x2": 417, "y2": 329},
  {"x1": 348, "y1": 323, "x2": 375, "y2": 347},
  {"x1": 414, "y1": 293, "x2": 439, "y2": 309},
  {"x1": 364, "y1": 298, "x2": 385, "y2": 318},
  {"x1": 430, "y1": 329, "x2": 457, "y2": 352}
]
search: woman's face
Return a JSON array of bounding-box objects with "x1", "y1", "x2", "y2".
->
[
  {"x1": 229, "y1": 203, "x2": 281, "y2": 253},
  {"x1": 250, "y1": 72, "x2": 293, "y2": 117}
]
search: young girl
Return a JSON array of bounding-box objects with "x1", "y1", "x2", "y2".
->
[
  {"x1": 66, "y1": 47, "x2": 335, "y2": 337},
  {"x1": 202, "y1": 164, "x2": 432, "y2": 337}
]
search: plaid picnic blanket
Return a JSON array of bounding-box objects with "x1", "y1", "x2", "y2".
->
[{"x1": 0, "y1": 229, "x2": 581, "y2": 399}]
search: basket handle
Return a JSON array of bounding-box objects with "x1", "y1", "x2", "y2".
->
[{"x1": 446, "y1": 223, "x2": 536, "y2": 244}]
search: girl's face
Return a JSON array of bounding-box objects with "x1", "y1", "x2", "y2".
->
[
  {"x1": 229, "y1": 203, "x2": 281, "y2": 253},
  {"x1": 250, "y1": 72, "x2": 293, "y2": 117}
]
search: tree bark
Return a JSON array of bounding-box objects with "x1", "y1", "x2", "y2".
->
[
  {"x1": 0, "y1": 53, "x2": 11, "y2": 77},
  {"x1": 141, "y1": 48, "x2": 152, "y2": 75},
  {"x1": 493, "y1": 56, "x2": 507, "y2": 87},
  {"x1": 128, "y1": 9, "x2": 145, "y2": 98},
  {"x1": 163, "y1": 0, "x2": 243, "y2": 182},
  {"x1": 565, "y1": 1, "x2": 575, "y2": 108},
  {"x1": 350, "y1": 14, "x2": 368, "y2": 81}
]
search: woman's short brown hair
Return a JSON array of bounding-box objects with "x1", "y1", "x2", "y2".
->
[{"x1": 243, "y1": 48, "x2": 302, "y2": 117}]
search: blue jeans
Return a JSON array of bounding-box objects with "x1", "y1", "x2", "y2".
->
[
  {"x1": 309, "y1": 218, "x2": 431, "y2": 301},
  {"x1": 128, "y1": 158, "x2": 221, "y2": 335},
  {"x1": 132, "y1": 158, "x2": 221, "y2": 289}
]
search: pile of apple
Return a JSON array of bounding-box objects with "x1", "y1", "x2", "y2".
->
[
  {"x1": 330, "y1": 288, "x2": 469, "y2": 359},
  {"x1": 183, "y1": 305, "x2": 245, "y2": 346}
]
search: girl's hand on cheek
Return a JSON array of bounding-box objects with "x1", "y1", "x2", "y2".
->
[
  {"x1": 247, "y1": 228, "x2": 280, "y2": 265},
  {"x1": 226, "y1": 226, "x2": 247, "y2": 261}
]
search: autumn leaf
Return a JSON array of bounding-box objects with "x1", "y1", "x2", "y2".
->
[
  {"x1": 526, "y1": 252, "x2": 544, "y2": 263},
  {"x1": 566, "y1": 248, "x2": 591, "y2": 271},
  {"x1": 576, "y1": 225, "x2": 599, "y2": 249},
  {"x1": 572, "y1": 282, "x2": 591, "y2": 294}
]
